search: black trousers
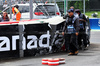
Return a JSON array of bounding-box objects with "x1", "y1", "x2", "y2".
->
[
  {"x1": 78, "y1": 31, "x2": 87, "y2": 47},
  {"x1": 65, "y1": 34, "x2": 78, "y2": 53}
]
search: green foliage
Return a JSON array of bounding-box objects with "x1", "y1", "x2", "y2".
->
[
  {"x1": 68, "y1": 1, "x2": 83, "y2": 12},
  {"x1": 57, "y1": 1, "x2": 89, "y2": 12},
  {"x1": 57, "y1": 2, "x2": 64, "y2": 9}
]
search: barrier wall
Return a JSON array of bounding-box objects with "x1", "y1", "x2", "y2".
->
[
  {"x1": 0, "y1": 20, "x2": 52, "y2": 58},
  {"x1": 89, "y1": 18, "x2": 100, "y2": 30},
  {"x1": 0, "y1": 18, "x2": 65, "y2": 59}
]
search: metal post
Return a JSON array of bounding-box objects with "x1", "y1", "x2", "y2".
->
[
  {"x1": 83, "y1": 0, "x2": 85, "y2": 14},
  {"x1": 66, "y1": 0, "x2": 68, "y2": 14},
  {"x1": 29, "y1": 0, "x2": 33, "y2": 19},
  {"x1": 54, "y1": 0, "x2": 56, "y2": 16},
  {"x1": 9, "y1": 0, "x2": 12, "y2": 19},
  {"x1": 19, "y1": 25, "x2": 24, "y2": 58},
  {"x1": 64, "y1": 0, "x2": 66, "y2": 15}
]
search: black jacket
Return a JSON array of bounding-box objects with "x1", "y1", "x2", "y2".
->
[
  {"x1": 79, "y1": 13, "x2": 87, "y2": 21},
  {"x1": 79, "y1": 13, "x2": 87, "y2": 30},
  {"x1": 63, "y1": 15, "x2": 80, "y2": 33}
]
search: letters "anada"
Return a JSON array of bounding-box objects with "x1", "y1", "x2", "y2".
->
[{"x1": 0, "y1": 31, "x2": 50, "y2": 51}]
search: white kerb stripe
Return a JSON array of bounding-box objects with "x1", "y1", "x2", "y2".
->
[
  {"x1": 59, "y1": 61, "x2": 65, "y2": 63},
  {"x1": 48, "y1": 62, "x2": 59, "y2": 64},
  {"x1": 42, "y1": 61, "x2": 48, "y2": 63}
]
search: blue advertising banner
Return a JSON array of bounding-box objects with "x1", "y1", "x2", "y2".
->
[{"x1": 89, "y1": 18, "x2": 100, "y2": 30}]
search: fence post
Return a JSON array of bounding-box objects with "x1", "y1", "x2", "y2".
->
[
  {"x1": 83, "y1": 0, "x2": 85, "y2": 14},
  {"x1": 64, "y1": 0, "x2": 68, "y2": 15},
  {"x1": 54, "y1": 0, "x2": 57, "y2": 16},
  {"x1": 29, "y1": 0, "x2": 33, "y2": 19},
  {"x1": 9, "y1": 0, "x2": 12, "y2": 19},
  {"x1": 64, "y1": 0, "x2": 66, "y2": 15},
  {"x1": 66, "y1": 0, "x2": 68, "y2": 13},
  {"x1": 19, "y1": 25, "x2": 24, "y2": 58}
]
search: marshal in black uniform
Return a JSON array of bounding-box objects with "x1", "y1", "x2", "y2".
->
[
  {"x1": 75, "y1": 9, "x2": 88, "y2": 49},
  {"x1": 62, "y1": 9, "x2": 80, "y2": 55}
]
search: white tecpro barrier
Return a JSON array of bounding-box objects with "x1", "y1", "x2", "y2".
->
[{"x1": 0, "y1": 16, "x2": 65, "y2": 58}]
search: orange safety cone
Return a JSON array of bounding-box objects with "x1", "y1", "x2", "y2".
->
[
  {"x1": 42, "y1": 58, "x2": 48, "y2": 65},
  {"x1": 59, "y1": 58, "x2": 65, "y2": 64},
  {"x1": 48, "y1": 58, "x2": 59, "y2": 66}
]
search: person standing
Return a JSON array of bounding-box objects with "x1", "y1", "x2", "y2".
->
[
  {"x1": 0, "y1": 12, "x2": 9, "y2": 22},
  {"x1": 75, "y1": 9, "x2": 88, "y2": 49},
  {"x1": 12, "y1": 5, "x2": 21, "y2": 21},
  {"x1": 62, "y1": 9, "x2": 80, "y2": 55},
  {"x1": 63, "y1": 6, "x2": 78, "y2": 19}
]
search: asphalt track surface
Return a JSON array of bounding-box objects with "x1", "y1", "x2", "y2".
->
[{"x1": 0, "y1": 31, "x2": 100, "y2": 66}]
